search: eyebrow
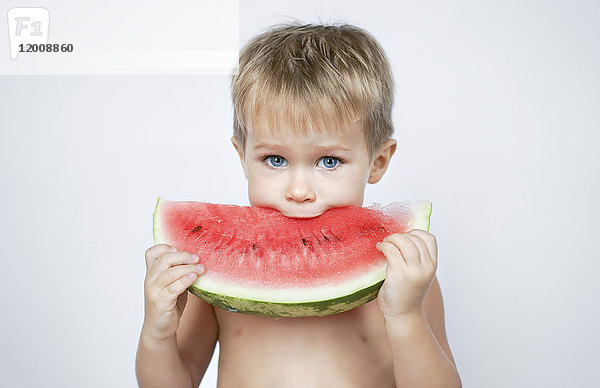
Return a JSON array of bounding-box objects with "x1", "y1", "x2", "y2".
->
[{"x1": 252, "y1": 143, "x2": 352, "y2": 153}]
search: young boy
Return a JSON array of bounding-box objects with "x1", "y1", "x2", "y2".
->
[{"x1": 136, "y1": 23, "x2": 461, "y2": 387}]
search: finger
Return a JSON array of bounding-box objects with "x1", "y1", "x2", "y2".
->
[
  {"x1": 376, "y1": 241, "x2": 408, "y2": 268},
  {"x1": 147, "y1": 252, "x2": 200, "y2": 283},
  {"x1": 156, "y1": 263, "x2": 205, "y2": 289},
  {"x1": 145, "y1": 244, "x2": 175, "y2": 270},
  {"x1": 405, "y1": 233, "x2": 436, "y2": 270},
  {"x1": 163, "y1": 271, "x2": 199, "y2": 300},
  {"x1": 383, "y1": 233, "x2": 421, "y2": 266},
  {"x1": 408, "y1": 230, "x2": 438, "y2": 265}
]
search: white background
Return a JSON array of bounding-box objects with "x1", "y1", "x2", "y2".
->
[{"x1": 1, "y1": 1, "x2": 599, "y2": 387}]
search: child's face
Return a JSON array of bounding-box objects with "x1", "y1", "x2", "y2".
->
[{"x1": 232, "y1": 120, "x2": 396, "y2": 218}]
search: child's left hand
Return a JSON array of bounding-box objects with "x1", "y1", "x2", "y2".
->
[{"x1": 375, "y1": 229, "x2": 438, "y2": 319}]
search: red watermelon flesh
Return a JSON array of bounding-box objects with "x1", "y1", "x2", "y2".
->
[{"x1": 153, "y1": 198, "x2": 432, "y2": 317}]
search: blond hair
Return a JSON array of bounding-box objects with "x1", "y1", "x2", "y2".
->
[{"x1": 231, "y1": 22, "x2": 395, "y2": 159}]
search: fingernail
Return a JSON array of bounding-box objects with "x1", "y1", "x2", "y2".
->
[
  {"x1": 191, "y1": 254, "x2": 199, "y2": 262},
  {"x1": 170, "y1": 246, "x2": 177, "y2": 252},
  {"x1": 195, "y1": 264, "x2": 205, "y2": 273}
]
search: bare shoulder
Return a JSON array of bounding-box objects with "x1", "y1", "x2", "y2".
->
[
  {"x1": 423, "y1": 275, "x2": 457, "y2": 366},
  {"x1": 176, "y1": 292, "x2": 219, "y2": 386}
]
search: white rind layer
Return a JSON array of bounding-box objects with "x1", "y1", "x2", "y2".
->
[
  {"x1": 409, "y1": 200, "x2": 433, "y2": 231},
  {"x1": 191, "y1": 261, "x2": 388, "y2": 303}
]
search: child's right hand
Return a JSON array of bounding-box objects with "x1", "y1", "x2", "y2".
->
[{"x1": 142, "y1": 244, "x2": 205, "y2": 342}]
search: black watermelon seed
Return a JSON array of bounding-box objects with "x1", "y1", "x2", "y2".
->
[
  {"x1": 302, "y1": 238, "x2": 307, "y2": 245},
  {"x1": 191, "y1": 225, "x2": 202, "y2": 232},
  {"x1": 323, "y1": 235, "x2": 330, "y2": 241},
  {"x1": 252, "y1": 244, "x2": 257, "y2": 249}
]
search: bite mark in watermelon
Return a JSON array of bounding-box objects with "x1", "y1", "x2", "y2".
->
[{"x1": 152, "y1": 198, "x2": 432, "y2": 318}]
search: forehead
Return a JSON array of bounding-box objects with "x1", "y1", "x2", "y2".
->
[{"x1": 247, "y1": 117, "x2": 367, "y2": 149}]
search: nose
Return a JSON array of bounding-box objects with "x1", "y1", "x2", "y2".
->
[{"x1": 285, "y1": 169, "x2": 316, "y2": 203}]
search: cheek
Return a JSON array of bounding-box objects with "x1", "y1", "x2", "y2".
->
[
  {"x1": 314, "y1": 169, "x2": 368, "y2": 202},
  {"x1": 246, "y1": 170, "x2": 281, "y2": 204}
]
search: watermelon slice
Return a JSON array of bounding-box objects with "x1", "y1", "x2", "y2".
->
[{"x1": 152, "y1": 198, "x2": 432, "y2": 318}]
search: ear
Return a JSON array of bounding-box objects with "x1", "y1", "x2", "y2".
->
[
  {"x1": 231, "y1": 136, "x2": 248, "y2": 179},
  {"x1": 368, "y1": 138, "x2": 397, "y2": 184}
]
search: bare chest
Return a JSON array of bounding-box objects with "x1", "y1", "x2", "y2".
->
[{"x1": 214, "y1": 301, "x2": 395, "y2": 388}]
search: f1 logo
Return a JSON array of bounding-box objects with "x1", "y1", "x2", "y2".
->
[{"x1": 7, "y1": 8, "x2": 50, "y2": 59}]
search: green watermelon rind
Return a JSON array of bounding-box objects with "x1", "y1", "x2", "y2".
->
[
  {"x1": 188, "y1": 279, "x2": 385, "y2": 318},
  {"x1": 152, "y1": 197, "x2": 432, "y2": 318}
]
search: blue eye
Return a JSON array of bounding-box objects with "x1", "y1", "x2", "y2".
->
[
  {"x1": 266, "y1": 155, "x2": 287, "y2": 168},
  {"x1": 318, "y1": 157, "x2": 339, "y2": 169}
]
